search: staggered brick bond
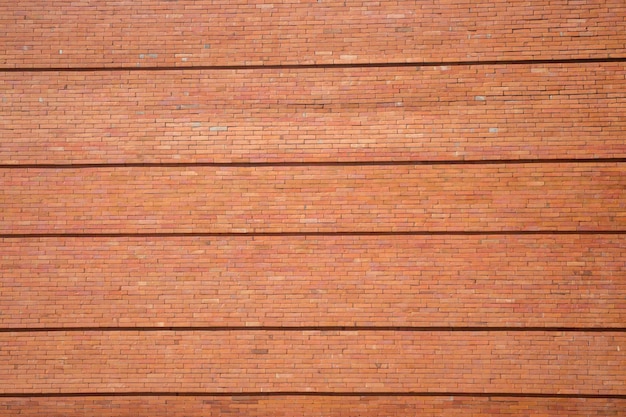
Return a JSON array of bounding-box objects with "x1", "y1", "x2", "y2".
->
[
  {"x1": 2, "y1": 63, "x2": 625, "y2": 164},
  {"x1": 2, "y1": 396, "x2": 625, "y2": 417},
  {"x1": 2, "y1": 163, "x2": 623, "y2": 234},
  {"x1": 1, "y1": 235, "x2": 624, "y2": 328},
  {"x1": 1, "y1": 0, "x2": 625, "y2": 68},
  {"x1": 2, "y1": 0, "x2": 625, "y2": 413},
  {"x1": 1, "y1": 331, "x2": 623, "y2": 394}
]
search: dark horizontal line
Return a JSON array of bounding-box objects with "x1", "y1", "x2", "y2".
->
[
  {"x1": 2, "y1": 57, "x2": 626, "y2": 73},
  {"x1": 1, "y1": 230, "x2": 624, "y2": 239},
  {"x1": 0, "y1": 157, "x2": 624, "y2": 170},
  {"x1": 1, "y1": 391, "x2": 624, "y2": 400},
  {"x1": 2, "y1": 326, "x2": 624, "y2": 333}
]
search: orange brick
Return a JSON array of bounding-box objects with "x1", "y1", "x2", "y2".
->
[
  {"x1": 0, "y1": 234, "x2": 623, "y2": 328},
  {"x1": 1, "y1": 163, "x2": 623, "y2": 233},
  {"x1": 1, "y1": 64, "x2": 624, "y2": 165}
]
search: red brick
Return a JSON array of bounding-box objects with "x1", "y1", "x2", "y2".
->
[
  {"x1": 0, "y1": 331, "x2": 623, "y2": 394},
  {"x1": 1, "y1": 64, "x2": 624, "y2": 164},
  {"x1": 1, "y1": 396, "x2": 624, "y2": 417},
  {"x1": 1, "y1": 163, "x2": 623, "y2": 233},
  {"x1": 1, "y1": 0, "x2": 624, "y2": 412},
  {"x1": 1, "y1": 0, "x2": 624, "y2": 68},
  {"x1": 0, "y1": 234, "x2": 623, "y2": 328}
]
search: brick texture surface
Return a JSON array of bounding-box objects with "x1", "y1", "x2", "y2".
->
[
  {"x1": 2, "y1": 163, "x2": 623, "y2": 233},
  {"x1": 1, "y1": 235, "x2": 624, "y2": 328},
  {"x1": 1, "y1": 64, "x2": 625, "y2": 165},
  {"x1": 1, "y1": 0, "x2": 624, "y2": 414},
  {"x1": 1, "y1": 0, "x2": 625, "y2": 68},
  {"x1": 1, "y1": 331, "x2": 624, "y2": 394},
  {"x1": 2, "y1": 396, "x2": 625, "y2": 417}
]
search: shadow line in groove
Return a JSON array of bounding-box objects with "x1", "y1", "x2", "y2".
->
[
  {"x1": 1, "y1": 231, "x2": 625, "y2": 239},
  {"x1": 0, "y1": 391, "x2": 625, "y2": 399},
  {"x1": 1, "y1": 326, "x2": 625, "y2": 333},
  {"x1": 1, "y1": 157, "x2": 625, "y2": 170},
  {"x1": 2, "y1": 57, "x2": 626, "y2": 72}
]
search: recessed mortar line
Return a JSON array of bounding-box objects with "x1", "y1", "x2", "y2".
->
[
  {"x1": 1, "y1": 326, "x2": 624, "y2": 333},
  {"x1": 1, "y1": 57, "x2": 626, "y2": 72},
  {"x1": 0, "y1": 391, "x2": 624, "y2": 399},
  {"x1": 0, "y1": 157, "x2": 624, "y2": 170},
  {"x1": 1, "y1": 230, "x2": 625, "y2": 239}
]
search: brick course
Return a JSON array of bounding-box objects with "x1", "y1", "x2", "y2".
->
[
  {"x1": 2, "y1": 64, "x2": 624, "y2": 165},
  {"x1": 2, "y1": 396, "x2": 624, "y2": 417},
  {"x1": 1, "y1": 235, "x2": 624, "y2": 328},
  {"x1": 1, "y1": 331, "x2": 624, "y2": 394},
  {"x1": 2, "y1": 163, "x2": 623, "y2": 233},
  {"x1": 1, "y1": 0, "x2": 625, "y2": 68}
]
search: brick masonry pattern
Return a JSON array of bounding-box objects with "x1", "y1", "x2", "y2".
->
[{"x1": 0, "y1": 0, "x2": 624, "y2": 415}]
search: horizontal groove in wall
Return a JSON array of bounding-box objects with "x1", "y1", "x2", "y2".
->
[
  {"x1": 2, "y1": 326, "x2": 625, "y2": 333},
  {"x1": 3, "y1": 57, "x2": 626, "y2": 73},
  {"x1": 1, "y1": 392, "x2": 625, "y2": 400},
  {"x1": 2, "y1": 230, "x2": 624, "y2": 239},
  {"x1": 1, "y1": 158, "x2": 625, "y2": 170}
]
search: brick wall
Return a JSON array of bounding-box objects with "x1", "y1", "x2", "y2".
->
[
  {"x1": 2, "y1": 235, "x2": 624, "y2": 328},
  {"x1": 2, "y1": 64, "x2": 626, "y2": 165},
  {"x1": 1, "y1": 1, "x2": 624, "y2": 415},
  {"x1": 2, "y1": 0, "x2": 626, "y2": 67}
]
